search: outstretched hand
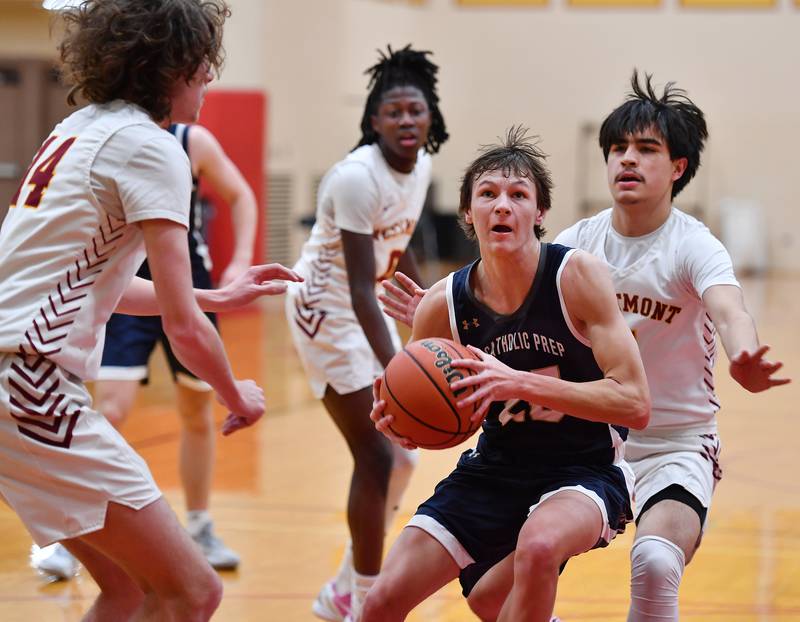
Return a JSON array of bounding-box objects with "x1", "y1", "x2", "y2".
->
[
  {"x1": 370, "y1": 377, "x2": 418, "y2": 450},
  {"x1": 450, "y1": 345, "x2": 521, "y2": 422},
  {"x1": 219, "y1": 263, "x2": 303, "y2": 310},
  {"x1": 729, "y1": 344, "x2": 790, "y2": 393},
  {"x1": 379, "y1": 271, "x2": 426, "y2": 328},
  {"x1": 217, "y1": 257, "x2": 253, "y2": 288}
]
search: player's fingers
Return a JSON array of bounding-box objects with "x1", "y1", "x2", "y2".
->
[
  {"x1": 449, "y1": 368, "x2": 484, "y2": 391},
  {"x1": 221, "y1": 414, "x2": 247, "y2": 436},
  {"x1": 256, "y1": 282, "x2": 288, "y2": 295},
  {"x1": 470, "y1": 398, "x2": 490, "y2": 422},
  {"x1": 456, "y1": 384, "x2": 490, "y2": 409},
  {"x1": 377, "y1": 292, "x2": 406, "y2": 311},
  {"x1": 251, "y1": 263, "x2": 303, "y2": 283},
  {"x1": 372, "y1": 377, "x2": 382, "y2": 401},
  {"x1": 752, "y1": 344, "x2": 771, "y2": 359},
  {"x1": 370, "y1": 400, "x2": 387, "y2": 423},
  {"x1": 394, "y1": 271, "x2": 422, "y2": 293},
  {"x1": 450, "y1": 358, "x2": 484, "y2": 374},
  {"x1": 381, "y1": 280, "x2": 412, "y2": 302},
  {"x1": 374, "y1": 414, "x2": 394, "y2": 433},
  {"x1": 381, "y1": 307, "x2": 407, "y2": 324},
  {"x1": 465, "y1": 344, "x2": 487, "y2": 360},
  {"x1": 769, "y1": 377, "x2": 791, "y2": 386}
]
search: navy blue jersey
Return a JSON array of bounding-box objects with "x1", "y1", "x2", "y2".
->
[
  {"x1": 448, "y1": 243, "x2": 627, "y2": 467},
  {"x1": 137, "y1": 123, "x2": 209, "y2": 280}
]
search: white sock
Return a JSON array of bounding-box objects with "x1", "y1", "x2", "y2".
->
[
  {"x1": 333, "y1": 540, "x2": 354, "y2": 595},
  {"x1": 351, "y1": 570, "x2": 378, "y2": 620},
  {"x1": 384, "y1": 446, "x2": 418, "y2": 530},
  {"x1": 627, "y1": 535, "x2": 686, "y2": 621},
  {"x1": 186, "y1": 509, "x2": 212, "y2": 537}
]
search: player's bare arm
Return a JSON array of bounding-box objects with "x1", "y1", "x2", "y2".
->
[
  {"x1": 342, "y1": 228, "x2": 398, "y2": 368},
  {"x1": 138, "y1": 218, "x2": 266, "y2": 434},
  {"x1": 190, "y1": 125, "x2": 257, "y2": 286},
  {"x1": 371, "y1": 278, "x2": 451, "y2": 448},
  {"x1": 451, "y1": 251, "x2": 650, "y2": 429},
  {"x1": 703, "y1": 284, "x2": 791, "y2": 392},
  {"x1": 116, "y1": 261, "x2": 301, "y2": 316}
]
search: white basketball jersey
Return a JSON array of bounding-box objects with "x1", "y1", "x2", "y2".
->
[
  {"x1": 0, "y1": 101, "x2": 190, "y2": 380},
  {"x1": 292, "y1": 144, "x2": 431, "y2": 320},
  {"x1": 555, "y1": 208, "x2": 740, "y2": 432}
]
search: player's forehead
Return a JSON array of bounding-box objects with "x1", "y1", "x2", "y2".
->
[
  {"x1": 613, "y1": 125, "x2": 667, "y2": 146},
  {"x1": 474, "y1": 169, "x2": 534, "y2": 189},
  {"x1": 378, "y1": 85, "x2": 427, "y2": 107}
]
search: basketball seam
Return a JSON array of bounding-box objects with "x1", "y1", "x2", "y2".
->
[
  {"x1": 403, "y1": 342, "x2": 466, "y2": 434},
  {"x1": 383, "y1": 369, "x2": 461, "y2": 437}
]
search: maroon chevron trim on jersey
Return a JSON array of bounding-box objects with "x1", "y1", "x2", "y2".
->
[
  {"x1": 19, "y1": 214, "x2": 125, "y2": 357},
  {"x1": 294, "y1": 295, "x2": 327, "y2": 339},
  {"x1": 6, "y1": 352, "x2": 83, "y2": 448},
  {"x1": 293, "y1": 243, "x2": 337, "y2": 339},
  {"x1": 702, "y1": 313, "x2": 720, "y2": 410},
  {"x1": 699, "y1": 433, "x2": 722, "y2": 482}
]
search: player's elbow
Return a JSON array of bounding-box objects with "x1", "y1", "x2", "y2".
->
[
  {"x1": 626, "y1": 391, "x2": 651, "y2": 430},
  {"x1": 162, "y1": 312, "x2": 204, "y2": 352}
]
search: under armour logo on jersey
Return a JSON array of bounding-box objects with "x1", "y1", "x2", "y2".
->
[{"x1": 462, "y1": 318, "x2": 480, "y2": 331}]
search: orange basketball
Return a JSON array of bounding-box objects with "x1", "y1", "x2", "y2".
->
[{"x1": 379, "y1": 338, "x2": 483, "y2": 449}]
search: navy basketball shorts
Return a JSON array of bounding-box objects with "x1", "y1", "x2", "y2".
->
[
  {"x1": 97, "y1": 263, "x2": 217, "y2": 389},
  {"x1": 409, "y1": 448, "x2": 633, "y2": 596}
]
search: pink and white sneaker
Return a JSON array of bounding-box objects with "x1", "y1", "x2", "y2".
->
[{"x1": 312, "y1": 581, "x2": 351, "y2": 622}]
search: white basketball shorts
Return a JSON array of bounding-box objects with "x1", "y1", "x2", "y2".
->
[
  {"x1": 625, "y1": 428, "x2": 722, "y2": 527},
  {"x1": 0, "y1": 352, "x2": 161, "y2": 546},
  {"x1": 285, "y1": 288, "x2": 402, "y2": 399}
]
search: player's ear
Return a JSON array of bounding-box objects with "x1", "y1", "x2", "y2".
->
[
  {"x1": 672, "y1": 157, "x2": 688, "y2": 182},
  {"x1": 371, "y1": 114, "x2": 380, "y2": 134},
  {"x1": 464, "y1": 208, "x2": 473, "y2": 225},
  {"x1": 535, "y1": 207, "x2": 544, "y2": 226}
]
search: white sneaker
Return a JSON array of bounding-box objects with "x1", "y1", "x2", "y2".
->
[
  {"x1": 190, "y1": 521, "x2": 240, "y2": 570},
  {"x1": 30, "y1": 543, "x2": 79, "y2": 580},
  {"x1": 312, "y1": 580, "x2": 351, "y2": 622}
]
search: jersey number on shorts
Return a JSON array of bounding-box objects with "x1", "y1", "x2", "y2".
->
[
  {"x1": 10, "y1": 135, "x2": 77, "y2": 209},
  {"x1": 498, "y1": 365, "x2": 566, "y2": 426}
]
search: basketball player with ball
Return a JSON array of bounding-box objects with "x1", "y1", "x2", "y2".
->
[
  {"x1": 376, "y1": 74, "x2": 791, "y2": 622},
  {"x1": 361, "y1": 128, "x2": 651, "y2": 622}
]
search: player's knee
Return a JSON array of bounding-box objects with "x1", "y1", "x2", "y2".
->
[
  {"x1": 98, "y1": 398, "x2": 128, "y2": 429},
  {"x1": 179, "y1": 570, "x2": 222, "y2": 620},
  {"x1": 467, "y1": 585, "x2": 503, "y2": 622},
  {"x1": 179, "y1": 407, "x2": 214, "y2": 434},
  {"x1": 630, "y1": 536, "x2": 685, "y2": 590},
  {"x1": 354, "y1": 439, "x2": 394, "y2": 479},
  {"x1": 391, "y1": 446, "x2": 418, "y2": 476},
  {"x1": 361, "y1": 580, "x2": 404, "y2": 622},
  {"x1": 515, "y1": 535, "x2": 560, "y2": 576}
]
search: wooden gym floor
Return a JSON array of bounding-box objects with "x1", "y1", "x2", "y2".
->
[{"x1": 0, "y1": 272, "x2": 798, "y2": 621}]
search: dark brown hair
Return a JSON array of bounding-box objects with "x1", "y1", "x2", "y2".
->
[
  {"x1": 58, "y1": 0, "x2": 229, "y2": 121},
  {"x1": 459, "y1": 126, "x2": 553, "y2": 241},
  {"x1": 599, "y1": 70, "x2": 708, "y2": 198}
]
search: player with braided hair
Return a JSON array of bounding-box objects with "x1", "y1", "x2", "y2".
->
[{"x1": 285, "y1": 44, "x2": 448, "y2": 622}]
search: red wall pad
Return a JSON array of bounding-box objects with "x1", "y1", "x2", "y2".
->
[{"x1": 198, "y1": 90, "x2": 267, "y2": 285}]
